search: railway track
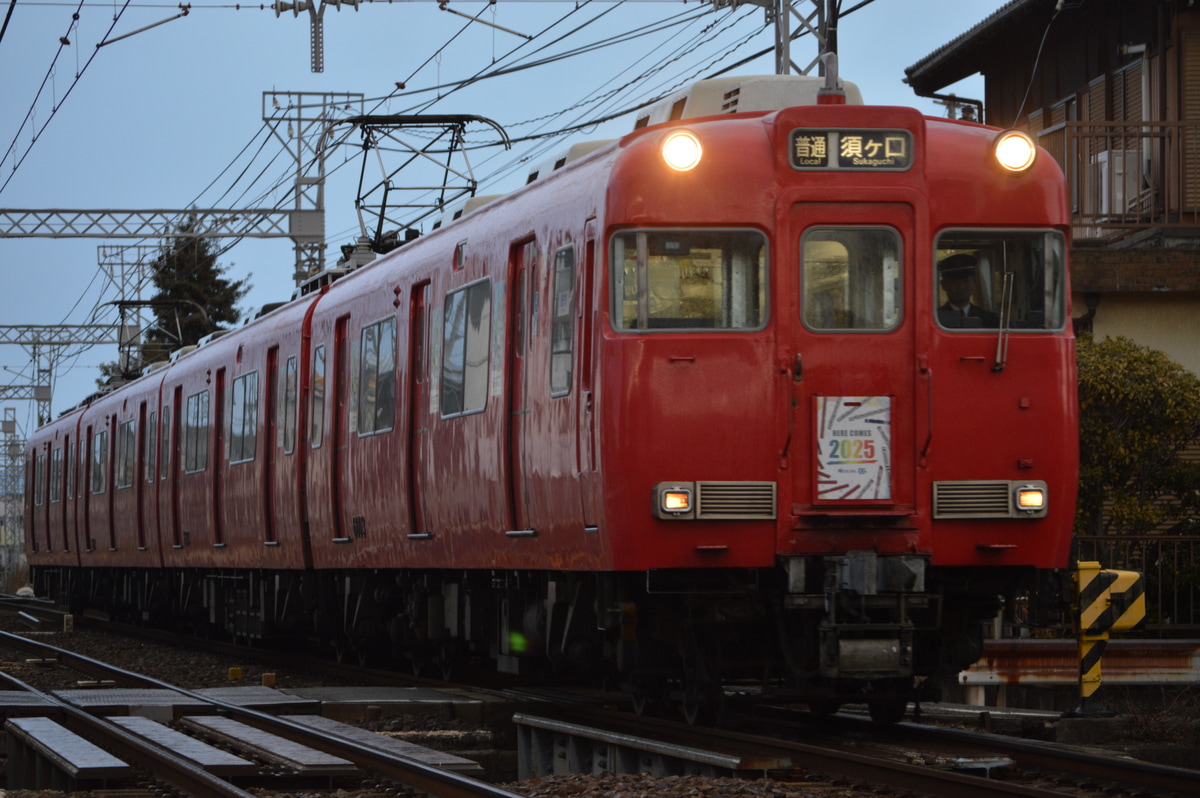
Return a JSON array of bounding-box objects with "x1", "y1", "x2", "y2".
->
[
  {"x1": 515, "y1": 703, "x2": 1200, "y2": 797},
  {"x1": 1, "y1": 596, "x2": 521, "y2": 692},
  {"x1": 750, "y1": 705, "x2": 1200, "y2": 797},
  {"x1": 0, "y1": 627, "x2": 524, "y2": 798},
  {"x1": 3, "y1": 602, "x2": 1198, "y2": 797}
]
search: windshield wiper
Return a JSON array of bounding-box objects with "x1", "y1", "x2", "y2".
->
[{"x1": 992, "y1": 270, "x2": 1014, "y2": 372}]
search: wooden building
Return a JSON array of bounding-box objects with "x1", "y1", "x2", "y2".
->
[{"x1": 905, "y1": 0, "x2": 1200, "y2": 374}]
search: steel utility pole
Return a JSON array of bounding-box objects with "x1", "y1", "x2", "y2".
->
[
  {"x1": 714, "y1": 0, "x2": 836, "y2": 76},
  {"x1": 0, "y1": 91, "x2": 362, "y2": 287},
  {"x1": 0, "y1": 408, "x2": 26, "y2": 591}
]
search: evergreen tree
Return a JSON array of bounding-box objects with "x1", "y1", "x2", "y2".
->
[
  {"x1": 140, "y1": 215, "x2": 250, "y2": 367},
  {"x1": 1076, "y1": 333, "x2": 1200, "y2": 536}
]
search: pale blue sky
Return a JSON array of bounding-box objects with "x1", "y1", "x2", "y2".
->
[{"x1": 0, "y1": 0, "x2": 1002, "y2": 428}]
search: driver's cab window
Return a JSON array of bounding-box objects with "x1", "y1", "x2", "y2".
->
[
  {"x1": 935, "y1": 230, "x2": 1066, "y2": 331},
  {"x1": 802, "y1": 227, "x2": 901, "y2": 331}
]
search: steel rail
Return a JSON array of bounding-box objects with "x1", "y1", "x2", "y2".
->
[
  {"x1": 0, "y1": 628, "x2": 522, "y2": 798},
  {"x1": 750, "y1": 703, "x2": 1200, "y2": 797},
  {"x1": 516, "y1": 705, "x2": 1117, "y2": 798},
  {"x1": 887, "y1": 715, "x2": 1200, "y2": 797},
  {"x1": 0, "y1": 667, "x2": 257, "y2": 798}
]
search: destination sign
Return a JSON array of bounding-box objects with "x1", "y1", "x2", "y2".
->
[{"x1": 789, "y1": 129, "x2": 913, "y2": 171}]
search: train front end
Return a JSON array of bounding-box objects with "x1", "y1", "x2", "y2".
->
[{"x1": 598, "y1": 78, "x2": 1076, "y2": 719}]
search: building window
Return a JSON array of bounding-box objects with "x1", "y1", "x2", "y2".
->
[
  {"x1": 358, "y1": 317, "x2": 397, "y2": 435},
  {"x1": 184, "y1": 390, "x2": 210, "y2": 473},
  {"x1": 441, "y1": 279, "x2": 492, "y2": 417},
  {"x1": 230, "y1": 372, "x2": 259, "y2": 464}
]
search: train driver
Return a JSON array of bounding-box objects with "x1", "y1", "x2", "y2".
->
[{"x1": 937, "y1": 253, "x2": 999, "y2": 328}]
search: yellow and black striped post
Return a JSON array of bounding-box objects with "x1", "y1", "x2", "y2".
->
[{"x1": 1073, "y1": 561, "x2": 1146, "y2": 716}]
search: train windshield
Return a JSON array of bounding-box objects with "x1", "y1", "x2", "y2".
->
[
  {"x1": 610, "y1": 229, "x2": 767, "y2": 331},
  {"x1": 801, "y1": 227, "x2": 902, "y2": 331},
  {"x1": 935, "y1": 230, "x2": 1067, "y2": 331}
]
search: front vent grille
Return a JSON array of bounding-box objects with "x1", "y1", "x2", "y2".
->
[
  {"x1": 721, "y1": 87, "x2": 742, "y2": 113},
  {"x1": 933, "y1": 481, "x2": 1012, "y2": 518},
  {"x1": 696, "y1": 481, "x2": 777, "y2": 520}
]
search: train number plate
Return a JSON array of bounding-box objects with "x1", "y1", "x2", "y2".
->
[{"x1": 815, "y1": 396, "x2": 892, "y2": 501}]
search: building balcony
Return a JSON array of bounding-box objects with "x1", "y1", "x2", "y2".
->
[{"x1": 1035, "y1": 121, "x2": 1200, "y2": 239}]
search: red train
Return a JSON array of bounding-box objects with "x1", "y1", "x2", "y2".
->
[{"x1": 24, "y1": 75, "x2": 1076, "y2": 723}]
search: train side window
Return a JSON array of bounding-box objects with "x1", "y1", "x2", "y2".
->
[
  {"x1": 441, "y1": 279, "x2": 492, "y2": 417},
  {"x1": 311, "y1": 345, "x2": 326, "y2": 448},
  {"x1": 145, "y1": 411, "x2": 157, "y2": 483},
  {"x1": 358, "y1": 317, "x2": 397, "y2": 435},
  {"x1": 116, "y1": 419, "x2": 136, "y2": 489},
  {"x1": 34, "y1": 450, "x2": 45, "y2": 506},
  {"x1": 160, "y1": 407, "x2": 171, "y2": 480},
  {"x1": 283, "y1": 356, "x2": 298, "y2": 454},
  {"x1": 801, "y1": 227, "x2": 901, "y2": 331},
  {"x1": 934, "y1": 230, "x2": 1067, "y2": 332},
  {"x1": 91, "y1": 429, "x2": 109, "y2": 494},
  {"x1": 550, "y1": 246, "x2": 575, "y2": 396},
  {"x1": 184, "y1": 390, "x2": 210, "y2": 473},
  {"x1": 49, "y1": 447, "x2": 62, "y2": 503},
  {"x1": 230, "y1": 372, "x2": 259, "y2": 464},
  {"x1": 611, "y1": 229, "x2": 767, "y2": 331},
  {"x1": 66, "y1": 441, "x2": 76, "y2": 500}
]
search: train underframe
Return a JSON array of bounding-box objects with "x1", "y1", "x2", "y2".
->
[{"x1": 31, "y1": 553, "x2": 1043, "y2": 724}]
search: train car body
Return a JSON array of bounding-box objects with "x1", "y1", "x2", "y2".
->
[{"x1": 25, "y1": 75, "x2": 1076, "y2": 722}]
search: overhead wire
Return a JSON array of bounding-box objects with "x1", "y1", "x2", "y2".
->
[
  {"x1": 370, "y1": 2, "x2": 761, "y2": 218},
  {"x1": 23, "y1": 0, "x2": 786, "y2": 408},
  {"x1": 0, "y1": 0, "x2": 133, "y2": 196},
  {"x1": 316, "y1": 0, "x2": 754, "y2": 240}
]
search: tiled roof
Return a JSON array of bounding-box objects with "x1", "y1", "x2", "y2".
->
[{"x1": 903, "y1": 0, "x2": 1048, "y2": 94}]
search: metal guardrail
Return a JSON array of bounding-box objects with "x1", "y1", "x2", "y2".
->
[
  {"x1": 1075, "y1": 535, "x2": 1200, "y2": 634},
  {"x1": 1035, "y1": 121, "x2": 1200, "y2": 234}
]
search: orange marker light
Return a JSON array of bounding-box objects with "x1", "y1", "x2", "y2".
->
[
  {"x1": 662, "y1": 490, "x2": 692, "y2": 513},
  {"x1": 1016, "y1": 486, "x2": 1046, "y2": 511}
]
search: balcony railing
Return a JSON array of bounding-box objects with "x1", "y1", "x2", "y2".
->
[{"x1": 1035, "y1": 121, "x2": 1200, "y2": 237}]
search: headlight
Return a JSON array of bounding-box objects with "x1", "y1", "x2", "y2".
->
[
  {"x1": 994, "y1": 130, "x2": 1036, "y2": 172},
  {"x1": 663, "y1": 491, "x2": 692, "y2": 512},
  {"x1": 654, "y1": 482, "x2": 695, "y2": 519},
  {"x1": 662, "y1": 130, "x2": 702, "y2": 172},
  {"x1": 1015, "y1": 484, "x2": 1047, "y2": 514}
]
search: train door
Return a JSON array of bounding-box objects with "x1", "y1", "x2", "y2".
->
[
  {"x1": 788, "y1": 202, "x2": 916, "y2": 516},
  {"x1": 407, "y1": 282, "x2": 432, "y2": 539},
  {"x1": 264, "y1": 346, "x2": 279, "y2": 544},
  {"x1": 105, "y1": 415, "x2": 117, "y2": 551},
  {"x1": 577, "y1": 232, "x2": 600, "y2": 529},
  {"x1": 506, "y1": 239, "x2": 537, "y2": 535},
  {"x1": 136, "y1": 402, "x2": 147, "y2": 550},
  {"x1": 214, "y1": 368, "x2": 227, "y2": 546},
  {"x1": 63, "y1": 435, "x2": 74, "y2": 552},
  {"x1": 331, "y1": 316, "x2": 350, "y2": 540},
  {"x1": 83, "y1": 425, "x2": 93, "y2": 551},
  {"x1": 167, "y1": 390, "x2": 182, "y2": 548}
]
